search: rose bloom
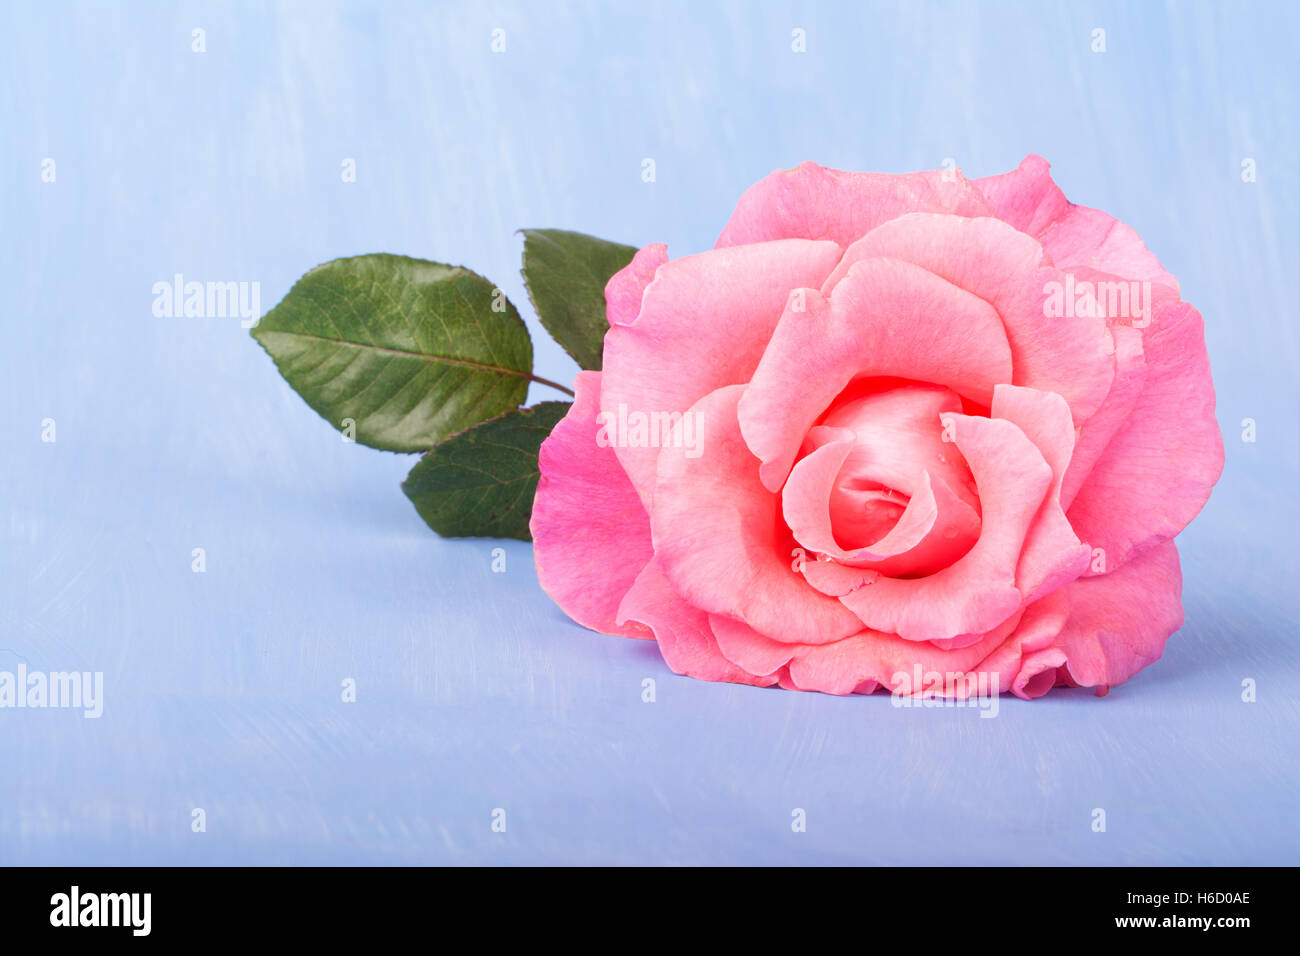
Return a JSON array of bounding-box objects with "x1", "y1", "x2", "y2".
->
[{"x1": 531, "y1": 155, "x2": 1224, "y2": 699}]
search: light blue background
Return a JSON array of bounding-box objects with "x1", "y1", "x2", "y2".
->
[{"x1": 1, "y1": 0, "x2": 1296, "y2": 865}]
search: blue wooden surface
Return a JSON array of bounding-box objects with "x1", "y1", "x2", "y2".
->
[{"x1": 1, "y1": 0, "x2": 1296, "y2": 864}]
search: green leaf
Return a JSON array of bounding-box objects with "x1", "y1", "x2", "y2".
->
[
  {"x1": 252, "y1": 254, "x2": 534, "y2": 452},
  {"x1": 520, "y1": 229, "x2": 638, "y2": 370},
  {"x1": 401, "y1": 401, "x2": 570, "y2": 540}
]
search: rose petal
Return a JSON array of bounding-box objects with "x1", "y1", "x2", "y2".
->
[
  {"x1": 738, "y1": 258, "x2": 1012, "y2": 491},
  {"x1": 1066, "y1": 300, "x2": 1225, "y2": 571},
  {"x1": 975, "y1": 154, "x2": 1179, "y2": 294},
  {"x1": 973, "y1": 591, "x2": 1071, "y2": 698},
  {"x1": 651, "y1": 384, "x2": 864, "y2": 645},
  {"x1": 783, "y1": 439, "x2": 981, "y2": 577},
  {"x1": 1054, "y1": 541, "x2": 1184, "y2": 689},
  {"x1": 838, "y1": 413, "x2": 1052, "y2": 643},
  {"x1": 990, "y1": 384, "x2": 1092, "y2": 602},
  {"x1": 601, "y1": 239, "x2": 843, "y2": 507},
  {"x1": 531, "y1": 371, "x2": 653, "y2": 639},
  {"x1": 816, "y1": 385, "x2": 976, "y2": 509},
  {"x1": 604, "y1": 243, "x2": 669, "y2": 327},
  {"x1": 617, "y1": 558, "x2": 777, "y2": 686},
  {"x1": 1013, "y1": 648, "x2": 1069, "y2": 699},
  {"x1": 830, "y1": 258, "x2": 1015, "y2": 407},
  {"x1": 1061, "y1": 325, "x2": 1146, "y2": 509},
  {"x1": 716, "y1": 160, "x2": 992, "y2": 250},
  {"x1": 799, "y1": 556, "x2": 882, "y2": 597},
  {"x1": 821, "y1": 213, "x2": 1115, "y2": 421},
  {"x1": 710, "y1": 610, "x2": 1023, "y2": 697}
]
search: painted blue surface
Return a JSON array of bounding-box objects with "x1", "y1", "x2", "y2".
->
[{"x1": 1, "y1": 0, "x2": 1296, "y2": 865}]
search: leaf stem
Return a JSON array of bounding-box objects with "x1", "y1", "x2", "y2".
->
[{"x1": 529, "y1": 374, "x2": 576, "y2": 397}]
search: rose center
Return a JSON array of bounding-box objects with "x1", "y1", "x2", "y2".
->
[
  {"x1": 802, "y1": 380, "x2": 982, "y2": 570},
  {"x1": 827, "y1": 479, "x2": 911, "y2": 551}
]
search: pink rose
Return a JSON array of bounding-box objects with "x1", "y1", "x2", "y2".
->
[{"x1": 530, "y1": 155, "x2": 1224, "y2": 699}]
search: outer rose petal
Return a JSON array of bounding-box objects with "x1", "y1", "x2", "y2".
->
[
  {"x1": 531, "y1": 371, "x2": 653, "y2": 639},
  {"x1": 716, "y1": 160, "x2": 992, "y2": 249},
  {"x1": 617, "y1": 558, "x2": 777, "y2": 687},
  {"x1": 1012, "y1": 647, "x2": 1069, "y2": 699},
  {"x1": 822, "y1": 214, "x2": 1116, "y2": 421},
  {"x1": 838, "y1": 414, "x2": 1052, "y2": 643},
  {"x1": 601, "y1": 239, "x2": 843, "y2": 507},
  {"x1": 651, "y1": 384, "x2": 864, "y2": 645},
  {"x1": 975, "y1": 154, "x2": 1179, "y2": 294},
  {"x1": 1061, "y1": 325, "x2": 1146, "y2": 509},
  {"x1": 709, "y1": 609, "x2": 1024, "y2": 697},
  {"x1": 1053, "y1": 541, "x2": 1185, "y2": 689},
  {"x1": 604, "y1": 243, "x2": 668, "y2": 327},
  {"x1": 738, "y1": 258, "x2": 1012, "y2": 491},
  {"x1": 973, "y1": 591, "x2": 1071, "y2": 699},
  {"x1": 1066, "y1": 300, "x2": 1225, "y2": 570}
]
